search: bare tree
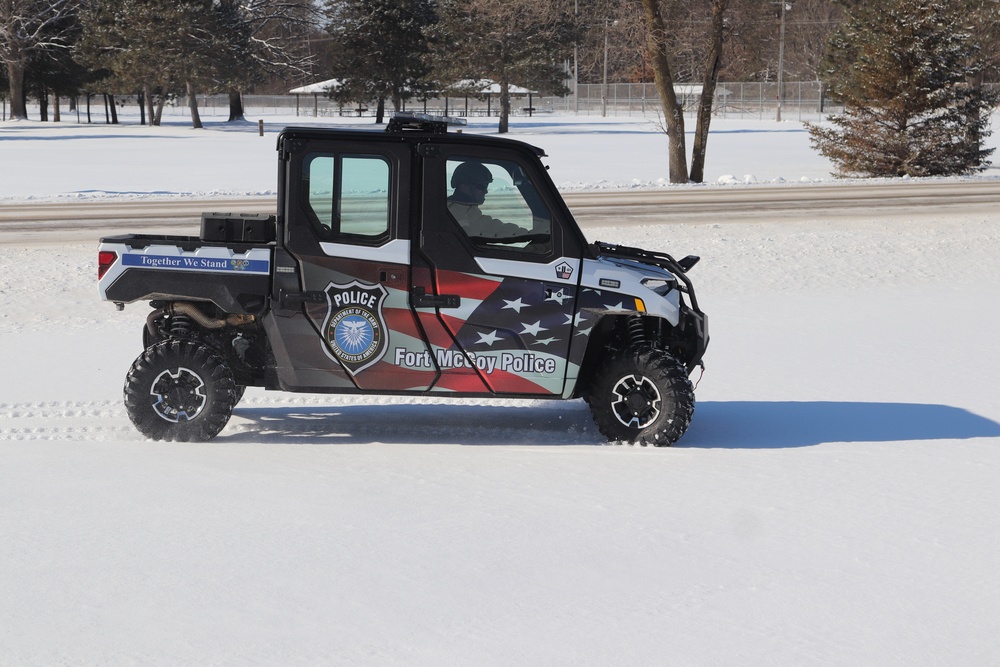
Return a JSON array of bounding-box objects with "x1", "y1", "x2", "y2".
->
[
  {"x1": 167, "y1": 0, "x2": 321, "y2": 125},
  {"x1": 689, "y1": 0, "x2": 728, "y2": 183},
  {"x1": 642, "y1": 0, "x2": 803, "y2": 183},
  {"x1": 215, "y1": 0, "x2": 320, "y2": 121},
  {"x1": 780, "y1": 0, "x2": 844, "y2": 81},
  {"x1": 0, "y1": 0, "x2": 80, "y2": 120},
  {"x1": 638, "y1": 0, "x2": 688, "y2": 182},
  {"x1": 573, "y1": 2, "x2": 647, "y2": 84},
  {"x1": 576, "y1": 0, "x2": 845, "y2": 86}
]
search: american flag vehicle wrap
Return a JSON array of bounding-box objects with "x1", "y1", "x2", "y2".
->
[{"x1": 97, "y1": 120, "x2": 708, "y2": 445}]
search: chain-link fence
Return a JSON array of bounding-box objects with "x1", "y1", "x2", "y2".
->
[
  {"x1": 233, "y1": 82, "x2": 845, "y2": 122},
  {"x1": 568, "y1": 82, "x2": 842, "y2": 121},
  {"x1": 12, "y1": 82, "x2": 1000, "y2": 123}
]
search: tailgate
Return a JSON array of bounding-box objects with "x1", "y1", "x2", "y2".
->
[{"x1": 98, "y1": 235, "x2": 273, "y2": 314}]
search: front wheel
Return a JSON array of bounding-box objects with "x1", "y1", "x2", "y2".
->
[
  {"x1": 588, "y1": 347, "x2": 695, "y2": 446},
  {"x1": 124, "y1": 340, "x2": 236, "y2": 441}
]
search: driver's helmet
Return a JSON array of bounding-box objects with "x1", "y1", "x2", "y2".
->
[{"x1": 451, "y1": 161, "x2": 493, "y2": 189}]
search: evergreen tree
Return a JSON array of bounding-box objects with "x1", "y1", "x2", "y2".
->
[
  {"x1": 438, "y1": 0, "x2": 577, "y2": 133},
  {"x1": 19, "y1": 0, "x2": 90, "y2": 122},
  {"x1": 24, "y1": 18, "x2": 90, "y2": 122},
  {"x1": 79, "y1": 0, "x2": 317, "y2": 126},
  {"x1": 324, "y1": 0, "x2": 438, "y2": 123},
  {"x1": 78, "y1": 0, "x2": 216, "y2": 127},
  {"x1": 808, "y1": 0, "x2": 997, "y2": 178},
  {"x1": 78, "y1": 0, "x2": 178, "y2": 124}
]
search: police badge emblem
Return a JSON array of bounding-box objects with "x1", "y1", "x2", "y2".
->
[{"x1": 321, "y1": 280, "x2": 390, "y2": 375}]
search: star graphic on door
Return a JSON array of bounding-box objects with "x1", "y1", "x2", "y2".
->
[
  {"x1": 520, "y1": 321, "x2": 548, "y2": 336},
  {"x1": 502, "y1": 297, "x2": 528, "y2": 313},
  {"x1": 532, "y1": 337, "x2": 560, "y2": 346},
  {"x1": 476, "y1": 330, "x2": 503, "y2": 347}
]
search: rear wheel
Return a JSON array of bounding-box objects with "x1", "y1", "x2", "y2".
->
[
  {"x1": 124, "y1": 340, "x2": 236, "y2": 441},
  {"x1": 588, "y1": 346, "x2": 695, "y2": 446}
]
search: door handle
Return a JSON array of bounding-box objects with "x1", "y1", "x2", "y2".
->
[
  {"x1": 411, "y1": 286, "x2": 461, "y2": 309},
  {"x1": 279, "y1": 289, "x2": 326, "y2": 306}
]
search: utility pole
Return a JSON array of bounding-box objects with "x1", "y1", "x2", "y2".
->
[
  {"x1": 776, "y1": 1, "x2": 789, "y2": 121},
  {"x1": 602, "y1": 19, "x2": 610, "y2": 117},
  {"x1": 574, "y1": 0, "x2": 579, "y2": 114},
  {"x1": 602, "y1": 18, "x2": 617, "y2": 117}
]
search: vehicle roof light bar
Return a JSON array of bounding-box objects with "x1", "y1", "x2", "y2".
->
[{"x1": 386, "y1": 112, "x2": 468, "y2": 134}]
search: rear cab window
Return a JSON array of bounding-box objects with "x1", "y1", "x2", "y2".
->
[{"x1": 303, "y1": 153, "x2": 391, "y2": 242}]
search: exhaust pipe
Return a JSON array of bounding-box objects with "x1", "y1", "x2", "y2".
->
[
  {"x1": 166, "y1": 302, "x2": 256, "y2": 329},
  {"x1": 146, "y1": 302, "x2": 255, "y2": 338}
]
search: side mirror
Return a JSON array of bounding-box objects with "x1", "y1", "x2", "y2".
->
[{"x1": 678, "y1": 255, "x2": 700, "y2": 272}]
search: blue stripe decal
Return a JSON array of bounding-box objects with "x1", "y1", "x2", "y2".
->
[{"x1": 122, "y1": 253, "x2": 269, "y2": 273}]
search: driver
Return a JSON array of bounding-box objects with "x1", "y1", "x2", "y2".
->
[{"x1": 447, "y1": 161, "x2": 530, "y2": 239}]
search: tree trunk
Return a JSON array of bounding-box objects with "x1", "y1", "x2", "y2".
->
[
  {"x1": 109, "y1": 95, "x2": 118, "y2": 124},
  {"x1": 227, "y1": 89, "x2": 244, "y2": 122},
  {"x1": 187, "y1": 82, "x2": 203, "y2": 129},
  {"x1": 156, "y1": 94, "x2": 167, "y2": 127},
  {"x1": 498, "y1": 73, "x2": 510, "y2": 134},
  {"x1": 6, "y1": 55, "x2": 28, "y2": 120},
  {"x1": 39, "y1": 90, "x2": 49, "y2": 122},
  {"x1": 144, "y1": 84, "x2": 155, "y2": 126},
  {"x1": 375, "y1": 97, "x2": 386, "y2": 124},
  {"x1": 965, "y1": 64, "x2": 987, "y2": 157},
  {"x1": 640, "y1": 0, "x2": 689, "y2": 183},
  {"x1": 689, "y1": 0, "x2": 728, "y2": 184},
  {"x1": 54, "y1": 94, "x2": 61, "y2": 122},
  {"x1": 138, "y1": 90, "x2": 146, "y2": 125}
]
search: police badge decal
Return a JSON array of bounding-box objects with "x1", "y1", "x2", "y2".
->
[{"x1": 321, "y1": 280, "x2": 390, "y2": 375}]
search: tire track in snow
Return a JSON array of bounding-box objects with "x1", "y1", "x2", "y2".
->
[
  {"x1": 0, "y1": 400, "x2": 137, "y2": 441},
  {"x1": 0, "y1": 398, "x2": 599, "y2": 444}
]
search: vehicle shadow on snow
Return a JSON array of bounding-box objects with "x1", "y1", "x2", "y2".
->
[
  {"x1": 217, "y1": 400, "x2": 1000, "y2": 448},
  {"x1": 684, "y1": 401, "x2": 1000, "y2": 449},
  {"x1": 221, "y1": 402, "x2": 603, "y2": 446}
]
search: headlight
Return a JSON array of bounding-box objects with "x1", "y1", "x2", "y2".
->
[{"x1": 641, "y1": 277, "x2": 676, "y2": 296}]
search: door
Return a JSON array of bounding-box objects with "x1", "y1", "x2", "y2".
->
[
  {"x1": 413, "y1": 145, "x2": 586, "y2": 396},
  {"x1": 277, "y1": 136, "x2": 438, "y2": 392}
]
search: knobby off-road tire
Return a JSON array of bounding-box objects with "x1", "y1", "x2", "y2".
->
[
  {"x1": 124, "y1": 340, "x2": 237, "y2": 442},
  {"x1": 140, "y1": 325, "x2": 247, "y2": 406},
  {"x1": 589, "y1": 346, "x2": 695, "y2": 446}
]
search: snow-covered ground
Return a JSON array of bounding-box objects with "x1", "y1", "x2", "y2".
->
[
  {"x1": 1, "y1": 110, "x2": 848, "y2": 204},
  {"x1": 3, "y1": 111, "x2": 1000, "y2": 665}
]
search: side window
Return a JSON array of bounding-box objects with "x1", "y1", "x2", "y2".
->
[
  {"x1": 304, "y1": 153, "x2": 390, "y2": 241},
  {"x1": 445, "y1": 156, "x2": 552, "y2": 254}
]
